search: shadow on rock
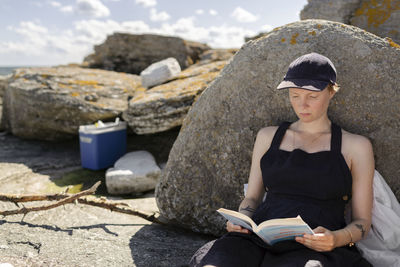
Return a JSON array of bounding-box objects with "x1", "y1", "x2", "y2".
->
[
  {"x1": 0, "y1": 133, "x2": 81, "y2": 173},
  {"x1": 129, "y1": 223, "x2": 214, "y2": 267}
]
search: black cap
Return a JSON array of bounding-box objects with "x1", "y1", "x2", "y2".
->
[{"x1": 277, "y1": 52, "x2": 337, "y2": 91}]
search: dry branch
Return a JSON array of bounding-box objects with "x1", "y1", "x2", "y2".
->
[
  {"x1": 77, "y1": 196, "x2": 166, "y2": 225},
  {"x1": 0, "y1": 182, "x2": 165, "y2": 225},
  {"x1": 0, "y1": 181, "x2": 101, "y2": 217},
  {"x1": 0, "y1": 192, "x2": 69, "y2": 202}
]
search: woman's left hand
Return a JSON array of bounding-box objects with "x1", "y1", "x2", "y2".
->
[{"x1": 295, "y1": 226, "x2": 337, "y2": 252}]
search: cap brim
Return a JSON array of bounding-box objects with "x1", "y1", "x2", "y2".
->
[{"x1": 277, "y1": 79, "x2": 330, "y2": 91}]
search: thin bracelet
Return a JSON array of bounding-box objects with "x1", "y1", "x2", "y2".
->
[{"x1": 344, "y1": 228, "x2": 355, "y2": 247}]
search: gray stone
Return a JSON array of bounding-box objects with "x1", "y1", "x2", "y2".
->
[
  {"x1": 197, "y1": 49, "x2": 238, "y2": 65},
  {"x1": 106, "y1": 151, "x2": 161, "y2": 195},
  {"x1": 123, "y1": 60, "x2": 228, "y2": 134},
  {"x1": 0, "y1": 75, "x2": 10, "y2": 132},
  {"x1": 300, "y1": 0, "x2": 360, "y2": 23},
  {"x1": 140, "y1": 57, "x2": 181, "y2": 88},
  {"x1": 83, "y1": 33, "x2": 210, "y2": 74},
  {"x1": 0, "y1": 75, "x2": 9, "y2": 98},
  {"x1": 300, "y1": 0, "x2": 400, "y2": 44},
  {"x1": 350, "y1": 0, "x2": 400, "y2": 44},
  {"x1": 3, "y1": 67, "x2": 141, "y2": 141},
  {"x1": 155, "y1": 19, "x2": 400, "y2": 235}
]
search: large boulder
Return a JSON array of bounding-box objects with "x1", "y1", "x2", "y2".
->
[
  {"x1": 350, "y1": 0, "x2": 400, "y2": 44},
  {"x1": 300, "y1": 0, "x2": 360, "y2": 23},
  {"x1": 3, "y1": 67, "x2": 141, "y2": 141},
  {"x1": 0, "y1": 75, "x2": 9, "y2": 131},
  {"x1": 155, "y1": 19, "x2": 400, "y2": 235},
  {"x1": 123, "y1": 60, "x2": 227, "y2": 134},
  {"x1": 300, "y1": 0, "x2": 400, "y2": 43},
  {"x1": 83, "y1": 33, "x2": 210, "y2": 74}
]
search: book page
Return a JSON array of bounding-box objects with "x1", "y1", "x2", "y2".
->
[
  {"x1": 256, "y1": 224, "x2": 314, "y2": 245},
  {"x1": 257, "y1": 215, "x2": 308, "y2": 228}
]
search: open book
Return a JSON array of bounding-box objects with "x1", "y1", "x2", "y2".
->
[{"x1": 217, "y1": 208, "x2": 314, "y2": 245}]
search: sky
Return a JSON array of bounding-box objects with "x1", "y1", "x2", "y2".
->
[{"x1": 0, "y1": 0, "x2": 308, "y2": 66}]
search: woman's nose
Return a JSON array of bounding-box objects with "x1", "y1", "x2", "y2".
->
[{"x1": 300, "y1": 98, "x2": 309, "y2": 108}]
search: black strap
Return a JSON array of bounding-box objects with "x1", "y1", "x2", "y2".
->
[
  {"x1": 270, "y1": 121, "x2": 291, "y2": 151},
  {"x1": 330, "y1": 122, "x2": 342, "y2": 152}
]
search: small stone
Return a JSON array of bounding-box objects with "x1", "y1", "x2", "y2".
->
[{"x1": 106, "y1": 151, "x2": 161, "y2": 194}]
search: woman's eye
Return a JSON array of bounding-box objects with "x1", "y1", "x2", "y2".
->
[{"x1": 309, "y1": 95, "x2": 318, "y2": 99}]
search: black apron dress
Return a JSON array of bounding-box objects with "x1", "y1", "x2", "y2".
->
[{"x1": 197, "y1": 121, "x2": 372, "y2": 267}]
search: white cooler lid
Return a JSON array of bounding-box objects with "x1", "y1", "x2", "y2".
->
[{"x1": 79, "y1": 121, "x2": 127, "y2": 135}]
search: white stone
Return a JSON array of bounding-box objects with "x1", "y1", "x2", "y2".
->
[
  {"x1": 105, "y1": 151, "x2": 161, "y2": 194},
  {"x1": 140, "y1": 57, "x2": 181, "y2": 88}
]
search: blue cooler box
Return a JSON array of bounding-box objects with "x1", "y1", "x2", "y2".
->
[{"x1": 79, "y1": 121, "x2": 127, "y2": 170}]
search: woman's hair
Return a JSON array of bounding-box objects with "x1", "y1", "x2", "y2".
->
[{"x1": 327, "y1": 83, "x2": 340, "y2": 93}]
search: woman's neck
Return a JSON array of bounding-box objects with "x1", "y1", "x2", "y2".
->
[{"x1": 292, "y1": 117, "x2": 331, "y2": 134}]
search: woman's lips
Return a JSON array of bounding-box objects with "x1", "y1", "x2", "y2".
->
[{"x1": 300, "y1": 113, "x2": 311, "y2": 116}]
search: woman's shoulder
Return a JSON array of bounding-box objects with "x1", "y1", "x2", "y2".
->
[
  {"x1": 341, "y1": 128, "x2": 373, "y2": 156},
  {"x1": 257, "y1": 125, "x2": 279, "y2": 139},
  {"x1": 255, "y1": 126, "x2": 280, "y2": 148}
]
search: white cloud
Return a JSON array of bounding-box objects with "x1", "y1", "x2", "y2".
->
[
  {"x1": 150, "y1": 8, "x2": 170, "y2": 22},
  {"x1": 48, "y1": 1, "x2": 74, "y2": 14},
  {"x1": 60, "y1": 5, "x2": 74, "y2": 13},
  {"x1": 195, "y1": 9, "x2": 204, "y2": 15},
  {"x1": 0, "y1": 17, "x2": 255, "y2": 65},
  {"x1": 209, "y1": 9, "x2": 217, "y2": 16},
  {"x1": 135, "y1": 0, "x2": 156, "y2": 8},
  {"x1": 50, "y1": 1, "x2": 61, "y2": 7},
  {"x1": 231, "y1": 7, "x2": 259, "y2": 23},
  {"x1": 76, "y1": 0, "x2": 110, "y2": 18}
]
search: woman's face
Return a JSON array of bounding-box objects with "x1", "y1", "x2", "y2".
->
[{"x1": 289, "y1": 87, "x2": 335, "y2": 122}]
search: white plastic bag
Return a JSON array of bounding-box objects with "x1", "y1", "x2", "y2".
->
[{"x1": 356, "y1": 170, "x2": 400, "y2": 267}]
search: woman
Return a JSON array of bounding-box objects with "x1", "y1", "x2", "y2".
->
[{"x1": 193, "y1": 52, "x2": 374, "y2": 266}]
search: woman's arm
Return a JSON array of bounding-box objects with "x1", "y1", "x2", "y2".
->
[
  {"x1": 296, "y1": 134, "x2": 374, "y2": 251},
  {"x1": 227, "y1": 127, "x2": 276, "y2": 233},
  {"x1": 336, "y1": 134, "x2": 374, "y2": 246}
]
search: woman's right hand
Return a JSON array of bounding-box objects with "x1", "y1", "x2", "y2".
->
[{"x1": 226, "y1": 221, "x2": 250, "y2": 234}]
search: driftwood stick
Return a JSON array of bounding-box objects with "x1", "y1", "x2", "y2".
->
[
  {"x1": 0, "y1": 181, "x2": 165, "y2": 225},
  {"x1": 0, "y1": 181, "x2": 101, "y2": 217},
  {"x1": 0, "y1": 193, "x2": 70, "y2": 202},
  {"x1": 77, "y1": 196, "x2": 166, "y2": 225}
]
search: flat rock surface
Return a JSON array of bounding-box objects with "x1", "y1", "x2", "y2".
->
[
  {"x1": 0, "y1": 133, "x2": 213, "y2": 266},
  {"x1": 3, "y1": 67, "x2": 141, "y2": 141}
]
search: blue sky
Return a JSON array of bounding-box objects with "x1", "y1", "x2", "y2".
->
[{"x1": 0, "y1": 0, "x2": 308, "y2": 66}]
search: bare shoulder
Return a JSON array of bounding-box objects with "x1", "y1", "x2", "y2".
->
[
  {"x1": 257, "y1": 126, "x2": 279, "y2": 140},
  {"x1": 341, "y1": 129, "x2": 373, "y2": 153},
  {"x1": 255, "y1": 126, "x2": 279, "y2": 149},
  {"x1": 341, "y1": 129, "x2": 374, "y2": 168}
]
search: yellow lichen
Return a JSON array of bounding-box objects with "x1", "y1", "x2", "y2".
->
[
  {"x1": 290, "y1": 33, "x2": 299, "y2": 44},
  {"x1": 308, "y1": 30, "x2": 316, "y2": 36},
  {"x1": 58, "y1": 83, "x2": 72, "y2": 89},
  {"x1": 71, "y1": 92, "x2": 80, "y2": 97},
  {"x1": 354, "y1": 0, "x2": 400, "y2": 27},
  {"x1": 72, "y1": 80, "x2": 100, "y2": 87},
  {"x1": 317, "y1": 24, "x2": 322, "y2": 29},
  {"x1": 281, "y1": 38, "x2": 286, "y2": 42},
  {"x1": 386, "y1": 37, "x2": 400, "y2": 49},
  {"x1": 304, "y1": 38, "x2": 309, "y2": 43}
]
